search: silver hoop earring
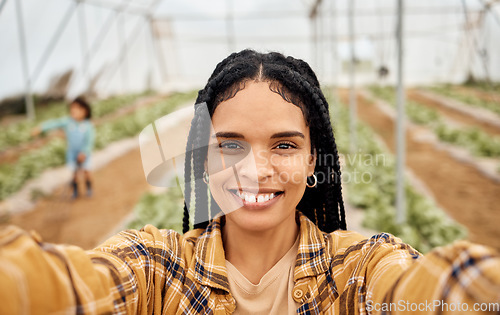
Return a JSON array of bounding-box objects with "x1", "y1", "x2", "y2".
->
[
  {"x1": 203, "y1": 171, "x2": 209, "y2": 184},
  {"x1": 306, "y1": 174, "x2": 317, "y2": 188}
]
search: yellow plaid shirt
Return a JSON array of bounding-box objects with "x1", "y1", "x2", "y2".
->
[{"x1": 0, "y1": 212, "x2": 499, "y2": 314}]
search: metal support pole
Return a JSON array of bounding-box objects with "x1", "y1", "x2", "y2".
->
[
  {"x1": 85, "y1": 0, "x2": 132, "y2": 67},
  {"x1": 117, "y1": 9, "x2": 129, "y2": 93},
  {"x1": 14, "y1": 0, "x2": 35, "y2": 120},
  {"x1": 330, "y1": 0, "x2": 339, "y2": 102},
  {"x1": 149, "y1": 18, "x2": 169, "y2": 83},
  {"x1": 0, "y1": 0, "x2": 8, "y2": 15},
  {"x1": 317, "y1": 2, "x2": 323, "y2": 78},
  {"x1": 348, "y1": 0, "x2": 357, "y2": 154},
  {"x1": 30, "y1": 1, "x2": 77, "y2": 85},
  {"x1": 311, "y1": 17, "x2": 317, "y2": 70},
  {"x1": 77, "y1": 0, "x2": 90, "y2": 94},
  {"x1": 100, "y1": 0, "x2": 162, "y2": 91},
  {"x1": 395, "y1": 0, "x2": 406, "y2": 224},
  {"x1": 226, "y1": 0, "x2": 235, "y2": 53}
]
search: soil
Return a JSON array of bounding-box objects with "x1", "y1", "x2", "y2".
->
[
  {"x1": 4, "y1": 148, "x2": 150, "y2": 249},
  {"x1": 339, "y1": 90, "x2": 500, "y2": 251}
]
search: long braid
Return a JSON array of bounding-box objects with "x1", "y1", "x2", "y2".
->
[
  {"x1": 277, "y1": 67, "x2": 346, "y2": 232},
  {"x1": 302, "y1": 75, "x2": 346, "y2": 231},
  {"x1": 183, "y1": 56, "x2": 248, "y2": 231}
]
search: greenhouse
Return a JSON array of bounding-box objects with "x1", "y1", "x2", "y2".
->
[{"x1": 0, "y1": 0, "x2": 499, "y2": 313}]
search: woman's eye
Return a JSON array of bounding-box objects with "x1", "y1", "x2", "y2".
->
[
  {"x1": 275, "y1": 142, "x2": 297, "y2": 150},
  {"x1": 219, "y1": 142, "x2": 242, "y2": 150}
]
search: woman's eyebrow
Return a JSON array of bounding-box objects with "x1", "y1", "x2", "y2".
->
[
  {"x1": 212, "y1": 132, "x2": 245, "y2": 139},
  {"x1": 270, "y1": 131, "x2": 305, "y2": 139},
  {"x1": 212, "y1": 131, "x2": 305, "y2": 139}
]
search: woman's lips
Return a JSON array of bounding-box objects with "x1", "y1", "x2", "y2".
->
[{"x1": 228, "y1": 189, "x2": 283, "y2": 210}]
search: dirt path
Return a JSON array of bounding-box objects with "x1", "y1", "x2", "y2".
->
[
  {"x1": 6, "y1": 148, "x2": 149, "y2": 249},
  {"x1": 408, "y1": 89, "x2": 500, "y2": 137},
  {"x1": 339, "y1": 90, "x2": 500, "y2": 251}
]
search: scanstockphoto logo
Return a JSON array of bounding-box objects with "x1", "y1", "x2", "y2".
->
[{"x1": 366, "y1": 300, "x2": 500, "y2": 313}]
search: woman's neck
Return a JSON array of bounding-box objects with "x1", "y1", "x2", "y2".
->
[{"x1": 222, "y1": 212, "x2": 299, "y2": 284}]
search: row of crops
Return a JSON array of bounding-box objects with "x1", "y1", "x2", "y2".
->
[
  {"x1": 331, "y1": 97, "x2": 466, "y2": 253},
  {"x1": 369, "y1": 86, "x2": 500, "y2": 160},
  {"x1": 126, "y1": 89, "x2": 469, "y2": 253},
  {"x1": 429, "y1": 84, "x2": 500, "y2": 116},
  {"x1": 0, "y1": 91, "x2": 197, "y2": 201},
  {"x1": 0, "y1": 93, "x2": 151, "y2": 152}
]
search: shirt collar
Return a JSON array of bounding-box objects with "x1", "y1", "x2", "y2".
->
[{"x1": 191, "y1": 211, "x2": 329, "y2": 292}]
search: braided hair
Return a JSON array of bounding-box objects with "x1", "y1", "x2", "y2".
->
[{"x1": 182, "y1": 49, "x2": 346, "y2": 234}]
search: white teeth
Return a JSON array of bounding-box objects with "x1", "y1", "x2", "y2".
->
[{"x1": 234, "y1": 191, "x2": 280, "y2": 204}]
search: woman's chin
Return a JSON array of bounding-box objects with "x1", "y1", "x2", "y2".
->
[{"x1": 224, "y1": 208, "x2": 293, "y2": 233}]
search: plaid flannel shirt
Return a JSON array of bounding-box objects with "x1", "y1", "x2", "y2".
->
[{"x1": 0, "y1": 211, "x2": 499, "y2": 314}]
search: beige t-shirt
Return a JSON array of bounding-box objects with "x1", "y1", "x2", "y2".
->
[{"x1": 225, "y1": 236, "x2": 300, "y2": 315}]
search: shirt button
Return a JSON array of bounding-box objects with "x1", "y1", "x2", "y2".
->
[{"x1": 293, "y1": 289, "x2": 304, "y2": 300}]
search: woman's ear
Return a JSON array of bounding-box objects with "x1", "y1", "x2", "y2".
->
[{"x1": 308, "y1": 148, "x2": 317, "y2": 175}]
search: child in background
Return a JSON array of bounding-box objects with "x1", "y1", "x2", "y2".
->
[{"x1": 32, "y1": 97, "x2": 95, "y2": 199}]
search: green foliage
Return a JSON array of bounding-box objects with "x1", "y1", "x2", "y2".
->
[
  {"x1": 0, "y1": 139, "x2": 66, "y2": 200},
  {"x1": 369, "y1": 86, "x2": 500, "y2": 158},
  {"x1": 127, "y1": 188, "x2": 184, "y2": 232},
  {"x1": 332, "y1": 99, "x2": 466, "y2": 253},
  {"x1": 0, "y1": 93, "x2": 148, "y2": 152},
  {"x1": 435, "y1": 125, "x2": 500, "y2": 157},
  {"x1": 0, "y1": 92, "x2": 196, "y2": 201},
  {"x1": 429, "y1": 85, "x2": 500, "y2": 116}
]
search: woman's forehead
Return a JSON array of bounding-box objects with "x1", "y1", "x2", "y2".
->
[{"x1": 211, "y1": 81, "x2": 308, "y2": 135}]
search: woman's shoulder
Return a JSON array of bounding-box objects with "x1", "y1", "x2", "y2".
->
[
  {"x1": 323, "y1": 229, "x2": 421, "y2": 263},
  {"x1": 94, "y1": 225, "x2": 202, "y2": 261}
]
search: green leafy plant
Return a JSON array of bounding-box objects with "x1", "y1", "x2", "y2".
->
[
  {"x1": 429, "y1": 85, "x2": 500, "y2": 116},
  {"x1": 0, "y1": 93, "x2": 149, "y2": 152},
  {"x1": 333, "y1": 99, "x2": 466, "y2": 253},
  {"x1": 369, "y1": 86, "x2": 500, "y2": 158},
  {"x1": 127, "y1": 187, "x2": 184, "y2": 232},
  {"x1": 0, "y1": 91, "x2": 196, "y2": 201}
]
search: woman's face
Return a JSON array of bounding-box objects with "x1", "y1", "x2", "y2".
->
[{"x1": 207, "y1": 81, "x2": 316, "y2": 232}]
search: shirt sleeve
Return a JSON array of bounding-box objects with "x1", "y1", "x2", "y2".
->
[
  {"x1": 336, "y1": 233, "x2": 500, "y2": 314},
  {"x1": 0, "y1": 224, "x2": 187, "y2": 314},
  {"x1": 40, "y1": 117, "x2": 69, "y2": 133},
  {"x1": 374, "y1": 240, "x2": 500, "y2": 314}
]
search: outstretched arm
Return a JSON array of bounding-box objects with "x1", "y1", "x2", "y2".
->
[
  {"x1": 332, "y1": 233, "x2": 500, "y2": 314},
  {"x1": 0, "y1": 225, "x2": 186, "y2": 314},
  {"x1": 31, "y1": 117, "x2": 69, "y2": 137}
]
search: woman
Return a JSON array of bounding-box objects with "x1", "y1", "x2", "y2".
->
[{"x1": 1, "y1": 50, "x2": 498, "y2": 314}]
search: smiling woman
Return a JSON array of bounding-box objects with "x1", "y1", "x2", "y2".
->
[{"x1": 0, "y1": 50, "x2": 499, "y2": 314}]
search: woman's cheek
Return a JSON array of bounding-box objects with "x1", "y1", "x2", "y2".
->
[{"x1": 208, "y1": 170, "x2": 233, "y2": 212}]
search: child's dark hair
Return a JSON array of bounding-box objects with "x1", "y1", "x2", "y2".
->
[
  {"x1": 182, "y1": 49, "x2": 346, "y2": 234},
  {"x1": 71, "y1": 96, "x2": 92, "y2": 119}
]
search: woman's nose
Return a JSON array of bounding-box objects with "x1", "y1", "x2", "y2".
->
[{"x1": 237, "y1": 148, "x2": 274, "y2": 182}]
